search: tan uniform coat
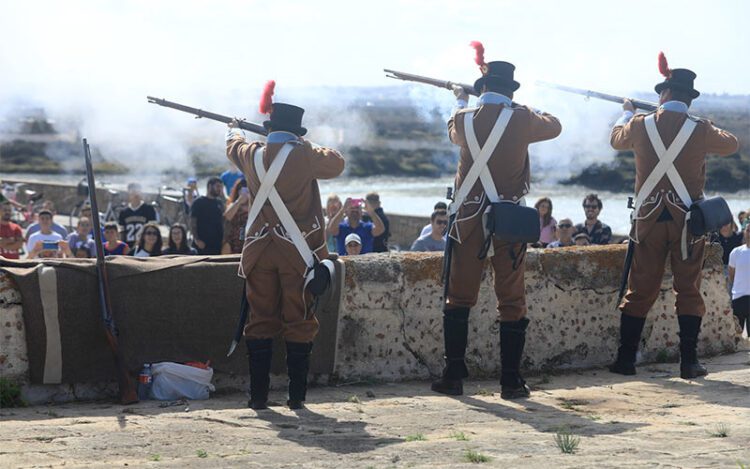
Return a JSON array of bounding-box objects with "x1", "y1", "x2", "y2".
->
[
  {"x1": 227, "y1": 135, "x2": 344, "y2": 341},
  {"x1": 611, "y1": 109, "x2": 738, "y2": 318},
  {"x1": 446, "y1": 103, "x2": 561, "y2": 320}
]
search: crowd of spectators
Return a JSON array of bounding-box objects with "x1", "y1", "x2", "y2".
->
[{"x1": 1, "y1": 170, "x2": 747, "y2": 271}]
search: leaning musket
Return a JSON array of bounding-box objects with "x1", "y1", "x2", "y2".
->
[
  {"x1": 535, "y1": 81, "x2": 658, "y2": 112},
  {"x1": 146, "y1": 96, "x2": 268, "y2": 136},
  {"x1": 384, "y1": 69, "x2": 477, "y2": 97}
]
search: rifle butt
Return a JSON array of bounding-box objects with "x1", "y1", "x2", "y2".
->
[{"x1": 105, "y1": 331, "x2": 139, "y2": 404}]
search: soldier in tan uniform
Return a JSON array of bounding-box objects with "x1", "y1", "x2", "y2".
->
[
  {"x1": 431, "y1": 44, "x2": 561, "y2": 399},
  {"x1": 226, "y1": 81, "x2": 344, "y2": 409},
  {"x1": 609, "y1": 53, "x2": 739, "y2": 379}
]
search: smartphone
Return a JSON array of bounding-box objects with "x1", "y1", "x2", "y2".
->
[
  {"x1": 351, "y1": 198, "x2": 364, "y2": 207},
  {"x1": 42, "y1": 241, "x2": 60, "y2": 250}
]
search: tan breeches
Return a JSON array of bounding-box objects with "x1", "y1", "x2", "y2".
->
[
  {"x1": 243, "y1": 247, "x2": 319, "y2": 343},
  {"x1": 446, "y1": 225, "x2": 527, "y2": 322},
  {"x1": 620, "y1": 221, "x2": 705, "y2": 318}
]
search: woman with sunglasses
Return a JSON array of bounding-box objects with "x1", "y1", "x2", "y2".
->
[
  {"x1": 132, "y1": 222, "x2": 163, "y2": 257},
  {"x1": 534, "y1": 197, "x2": 556, "y2": 247}
]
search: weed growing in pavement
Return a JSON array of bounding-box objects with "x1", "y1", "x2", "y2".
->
[
  {"x1": 150, "y1": 454, "x2": 161, "y2": 461},
  {"x1": 708, "y1": 423, "x2": 730, "y2": 438},
  {"x1": 450, "y1": 431, "x2": 469, "y2": 441},
  {"x1": 463, "y1": 449, "x2": 491, "y2": 463},
  {"x1": 196, "y1": 449, "x2": 208, "y2": 458},
  {"x1": 554, "y1": 428, "x2": 580, "y2": 454}
]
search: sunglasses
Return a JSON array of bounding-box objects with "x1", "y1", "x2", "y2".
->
[
  {"x1": 583, "y1": 205, "x2": 600, "y2": 210},
  {"x1": 144, "y1": 231, "x2": 159, "y2": 236},
  {"x1": 435, "y1": 219, "x2": 448, "y2": 226},
  {"x1": 558, "y1": 223, "x2": 572, "y2": 229}
]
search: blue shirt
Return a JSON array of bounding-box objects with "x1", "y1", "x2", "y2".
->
[
  {"x1": 337, "y1": 221, "x2": 375, "y2": 255},
  {"x1": 220, "y1": 170, "x2": 244, "y2": 196}
]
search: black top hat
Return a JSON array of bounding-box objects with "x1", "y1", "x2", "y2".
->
[
  {"x1": 263, "y1": 103, "x2": 307, "y2": 136},
  {"x1": 655, "y1": 68, "x2": 700, "y2": 99},
  {"x1": 474, "y1": 61, "x2": 521, "y2": 95}
]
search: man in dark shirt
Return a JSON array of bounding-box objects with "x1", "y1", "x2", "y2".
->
[
  {"x1": 361, "y1": 192, "x2": 390, "y2": 252},
  {"x1": 118, "y1": 183, "x2": 157, "y2": 248},
  {"x1": 713, "y1": 222, "x2": 743, "y2": 266},
  {"x1": 190, "y1": 177, "x2": 225, "y2": 254},
  {"x1": 575, "y1": 193, "x2": 612, "y2": 245}
]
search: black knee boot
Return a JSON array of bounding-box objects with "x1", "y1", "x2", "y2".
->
[
  {"x1": 431, "y1": 307, "x2": 470, "y2": 396},
  {"x1": 500, "y1": 317, "x2": 531, "y2": 399},
  {"x1": 609, "y1": 314, "x2": 646, "y2": 375},
  {"x1": 678, "y1": 315, "x2": 708, "y2": 379},
  {"x1": 246, "y1": 338, "x2": 273, "y2": 410},
  {"x1": 286, "y1": 341, "x2": 313, "y2": 410}
]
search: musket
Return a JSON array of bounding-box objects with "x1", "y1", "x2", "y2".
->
[
  {"x1": 536, "y1": 81, "x2": 658, "y2": 112},
  {"x1": 83, "y1": 139, "x2": 139, "y2": 405},
  {"x1": 442, "y1": 186, "x2": 455, "y2": 302},
  {"x1": 616, "y1": 197, "x2": 636, "y2": 310},
  {"x1": 226, "y1": 283, "x2": 249, "y2": 357},
  {"x1": 384, "y1": 69, "x2": 478, "y2": 97},
  {"x1": 146, "y1": 96, "x2": 268, "y2": 136}
]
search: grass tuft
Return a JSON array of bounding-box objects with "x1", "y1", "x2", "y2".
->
[
  {"x1": 708, "y1": 423, "x2": 730, "y2": 438},
  {"x1": 347, "y1": 395, "x2": 361, "y2": 404},
  {"x1": 554, "y1": 428, "x2": 581, "y2": 454},
  {"x1": 463, "y1": 449, "x2": 491, "y2": 463},
  {"x1": 450, "y1": 431, "x2": 469, "y2": 441},
  {"x1": 405, "y1": 433, "x2": 426, "y2": 442},
  {"x1": 150, "y1": 454, "x2": 161, "y2": 461},
  {"x1": 196, "y1": 449, "x2": 208, "y2": 458},
  {"x1": 0, "y1": 378, "x2": 26, "y2": 408}
]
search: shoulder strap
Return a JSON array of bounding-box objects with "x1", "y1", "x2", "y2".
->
[
  {"x1": 634, "y1": 114, "x2": 697, "y2": 214},
  {"x1": 450, "y1": 108, "x2": 513, "y2": 214},
  {"x1": 247, "y1": 144, "x2": 316, "y2": 268},
  {"x1": 244, "y1": 144, "x2": 293, "y2": 236}
]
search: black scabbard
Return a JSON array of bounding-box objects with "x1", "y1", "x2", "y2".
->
[
  {"x1": 226, "y1": 282, "x2": 250, "y2": 357},
  {"x1": 442, "y1": 213, "x2": 456, "y2": 303},
  {"x1": 616, "y1": 239, "x2": 635, "y2": 310}
]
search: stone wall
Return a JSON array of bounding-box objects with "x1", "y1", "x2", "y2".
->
[
  {"x1": 332, "y1": 244, "x2": 737, "y2": 381},
  {"x1": 0, "y1": 244, "x2": 738, "y2": 403},
  {"x1": 387, "y1": 213, "x2": 430, "y2": 251}
]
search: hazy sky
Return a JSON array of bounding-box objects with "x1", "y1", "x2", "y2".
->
[
  {"x1": 1, "y1": 0, "x2": 748, "y2": 100},
  {"x1": 0, "y1": 0, "x2": 746, "y2": 179}
]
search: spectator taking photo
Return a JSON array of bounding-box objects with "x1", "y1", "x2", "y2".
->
[{"x1": 329, "y1": 196, "x2": 385, "y2": 255}]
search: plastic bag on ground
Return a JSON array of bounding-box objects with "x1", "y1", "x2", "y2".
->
[{"x1": 149, "y1": 362, "x2": 215, "y2": 400}]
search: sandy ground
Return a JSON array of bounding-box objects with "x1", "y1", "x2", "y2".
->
[{"x1": 2, "y1": 345, "x2": 750, "y2": 469}]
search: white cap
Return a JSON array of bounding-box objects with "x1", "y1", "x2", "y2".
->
[{"x1": 345, "y1": 233, "x2": 362, "y2": 245}]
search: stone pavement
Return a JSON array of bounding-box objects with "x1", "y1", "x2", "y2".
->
[{"x1": 1, "y1": 344, "x2": 749, "y2": 468}]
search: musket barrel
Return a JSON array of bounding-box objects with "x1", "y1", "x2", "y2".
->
[
  {"x1": 146, "y1": 96, "x2": 267, "y2": 136},
  {"x1": 535, "y1": 81, "x2": 657, "y2": 112},
  {"x1": 384, "y1": 69, "x2": 478, "y2": 97}
]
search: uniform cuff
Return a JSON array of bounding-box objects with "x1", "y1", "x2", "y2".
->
[
  {"x1": 614, "y1": 110, "x2": 634, "y2": 127},
  {"x1": 452, "y1": 98, "x2": 468, "y2": 115},
  {"x1": 225, "y1": 128, "x2": 244, "y2": 143}
]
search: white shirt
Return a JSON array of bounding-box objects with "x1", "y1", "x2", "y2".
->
[
  {"x1": 420, "y1": 224, "x2": 431, "y2": 237},
  {"x1": 26, "y1": 231, "x2": 63, "y2": 256},
  {"x1": 728, "y1": 245, "x2": 750, "y2": 300}
]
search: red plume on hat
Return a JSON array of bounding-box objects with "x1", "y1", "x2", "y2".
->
[
  {"x1": 259, "y1": 80, "x2": 275, "y2": 115},
  {"x1": 470, "y1": 41, "x2": 488, "y2": 75},
  {"x1": 658, "y1": 52, "x2": 671, "y2": 78}
]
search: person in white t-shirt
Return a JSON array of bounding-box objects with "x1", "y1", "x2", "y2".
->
[
  {"x1": 26, "y1": 210, "x2": 72, "y2": 259},
  {"x1": 728, "y1": 223, "x2": 750, "y2": 335}
]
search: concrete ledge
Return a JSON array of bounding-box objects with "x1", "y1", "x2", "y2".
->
[{"x1": 0, "y1": 244, "x2": 738, "y2": 404}]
